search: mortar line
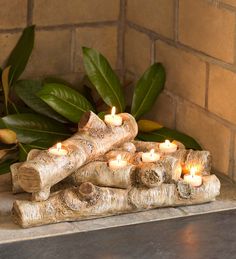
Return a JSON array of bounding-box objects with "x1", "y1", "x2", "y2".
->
[
  {"x1": 70, "y1": 28, "x2": 76, "y2": 73},
  {"x1": 127, "y1": 21, "x2": 236, "y2": 72},
  {"x1": 173, "y1": 95, "x2": 178, "y2": 130},
  {"x1": 150, "y1": 39, "x2": 155, "y2": 65},
  {"x1": 174, "y1": 0, "x2": 179, "y2": 42},
  {"x1": 232, "y1": 11, "x2": 236, "y2": 66},
  {"x1": 27, "y1": 0, "x2": 34, "y2": 26},
  {"x1": 0, "y1": 21, "x2": 118, "y2": 34},
  {"x1": 228, "y1": 131, "x2": 235, "y2": 179},
  {"x1": 205, "y1": 62, "x2": 210, "y2": 109},
  {"x1": 117, "y1": 0, "x2": 127, "y2": 82}
]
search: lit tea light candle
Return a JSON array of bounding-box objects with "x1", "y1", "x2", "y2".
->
[
  {"x1": 142, "y1": 149, "x2": 160, "y2": 163},
  {"x1": 159, "y1": 140, "x2": 177, "y2": 153},
  {"x1": 184, "y1": 166, "x2": 202, "y2": 187},
  {"x1": 109, "y1": 154, "x2": 127, "y2": 170},
  {"x1": 104, "y1": 106, "x2": 123, "y2": 126},
  {"x1": 48, "y1": 143, "x2": 68, "y2": 156}
]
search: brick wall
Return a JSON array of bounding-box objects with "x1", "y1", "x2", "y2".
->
[
  {"x1": 125, "y1": 0, "x2": 236, "y2": 179},
  {"x1": 0, "y1": 0, "x2": 123, "y2": 83},
  {"x1": 1, "y1": 0, "x2": 236, "y2": 180}
]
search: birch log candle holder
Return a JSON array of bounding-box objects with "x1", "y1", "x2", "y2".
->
[
  {"x1": 12, "y1": 175, "x2": 220, "y2": 228},
  {"x1": 16, "y1": 111, "x2": 138, "y2": 201},
  {"x1": 9, "y1": 111, "x2": 221, "y2": 228}
]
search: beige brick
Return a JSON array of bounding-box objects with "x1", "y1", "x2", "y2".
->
[
  {"x1": 176, "y1": 102, "x2": 231, "y2": 174},
  {"x1": 145, "y1": 92, "x2": 176, "y2": 128},
  {"x1": 125, "y1": 27, "x2": 151, "y2": 75},
  {"x1": 179, "y1": 0, "x2": 235, "y2": 63},
  {"x1": 127, "y1": 0, "x2": 175, "y2": 38},
  {"x1": 75, "y1": 26, "x2": 117, "y2": 72},
  {"x1": 0, "y1": 0, "x2": 27, "y2": 29},
  {"x1": 0, "y1": 33, "x2": 20, "y2": 67},
  {"x1": 208, "y1": 65, "x2": 236, "y2": 124},
  {"x1": 23, "y1": 30, "x2": 71, "y2": 77},
  {"x1": 156, "y1": 41, "x2": 206, "y2": 107},
  {"x1": 223, "y1": 0, "x2": 236, "y2": 7},
  {"x1": 33, "y1": 0, "x2": 119, "y2": 26}
]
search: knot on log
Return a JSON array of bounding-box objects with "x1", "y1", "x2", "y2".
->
[
  {"x1": 77, "y1": 182, "x2": 101, "y2": 207},
  {"x1": 177, "y1": 180, "x2": 192, "y2": 199},
  {"x1": 138, "y1": 163, "x2": 166, "y2": 188}
]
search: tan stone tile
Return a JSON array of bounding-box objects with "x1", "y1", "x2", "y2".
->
[
  {"x1": 156, "y1": 41, "x2": 206, "y2": 107},
  {"x1": 145, "y1": 92, "x2": 176, "y2": 129},
  {"x1": 33, "y1": 0, "x2": 119, "y2": 26},
  {"x1": 176, "y1": 102, "x2": 231, "y2": 174},
  {"x1": 208, "y1": 65, "x2": 236, "y2": 124},
  {"x1": 75, "y1": 26, "x2": 117, "y2": 72},
  {"x1": 127, "y1": 0, "x2": 175, "y2": 38},
  {"x1": 0, "y1": 33, "x2": 20, "y2": 67},
  {"x1": 179, "y1": 0, "x2": 235, "y2": 63},
  {"x1": 0, "y1": 0, "x2": 27, "y2": 29},
  {"x1": 125, "y1": 27, "x2": 151, "y2": 75},
  {"x1": 23, "y1": 30, "x2": 71, "y2": 77}
]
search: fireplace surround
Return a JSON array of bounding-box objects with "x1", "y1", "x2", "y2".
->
[{"x1": 1, "y1": 0, "x2": 236, "y2": 248}]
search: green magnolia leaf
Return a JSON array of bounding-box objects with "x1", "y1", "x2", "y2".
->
[
  {"x1": 131, "y1": 63, "x2": 166, "y2": 119},
  {"x1": 38, "y1": 83, "x2": 94, "y2": 123},
  {"x1": 43, "y1": 77, "x2": 73, "y2": 87},
  {"x1": 137, "y1": 127, "x2": 202, "y2": 150},
  {"x1": 0, "y1": 159, "x2": 18, "y2": 175},
  {"x1": 2, "y1": 66, "x2": 11, "y2": 113},
  {"x1": 82, "y1": 47, "x2": 125, "y2": 112},
  {"x1": 14, "y1": 80, "x2": 68, "y2": 123},
  {"x1": 97, "y1": 111, "x2": 106, "y2": 120},
  {"x1": 19, "y1": 142, "x2": 46, "y2": 162},
  {"x1": 6, "y1": 25, "x2": 35, "y2": 85},
  {"x1": 1, "y1": 113, "x2": 71, "y2": 144}
]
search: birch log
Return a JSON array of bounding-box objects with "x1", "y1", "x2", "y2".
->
[
  {"x1": 12, "y1": 175, "x2": 220, "y2": 228},
  {"x1": 71, "y1": 161, "x2": 136, "y2": 189},
  {"x1": 17, "y1": 112, "x2": 138, "y2": 200}
]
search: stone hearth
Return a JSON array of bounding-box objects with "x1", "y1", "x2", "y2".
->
[{"x1": 0, "y1": 172, "x2": 236, "y2": 245}]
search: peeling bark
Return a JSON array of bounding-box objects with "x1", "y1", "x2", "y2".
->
[
  {"x1": 17, "y1": 112, "x2": 138, "y2": 198},
  {"x1": 12, "y1": 175, "x2": 220, "y2": 228}
]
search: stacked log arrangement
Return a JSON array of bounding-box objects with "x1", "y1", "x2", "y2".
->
[{"x1": 10, "y1": 112, "x2": 220, "y2": 228}]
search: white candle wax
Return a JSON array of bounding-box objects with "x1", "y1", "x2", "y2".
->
[
  {"x1": 184, "y1": 167, "x2": 202, "y2": 187},
  {"x1": 104, "y1": 107, "x2": 123, "y2": 126},
  {"x1": 48, "y1": 143, "x2": 68, "y2": 156},
  {"x1": 159, "y1": 140, "x2": 177, "y2": 153},
  {"x1": 109, "y1": 154, "x2": 127, "y2": 170},
  {"x1": 142, "y1": 149, "x2": 160, "y2": 163}
]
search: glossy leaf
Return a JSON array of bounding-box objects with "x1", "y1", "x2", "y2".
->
[
  {"x1": 1, "y1": 113, "x2": 71, "y2": 144},
  {"x1": 14, "y1": 80, "x2": 68, "y2": 123},
  {"x1": 1, "y1": 66, "x2": 11, "y2": 113},
  {"x1": 6, "y1": 25, "x2": 35, "y2": 85},
  {"x1": 137, "y1": 127, "x2": 202, "y2": 150},
  {"x1": 43, "y1": 77, "x2": 73, "y2": 87},
  {"x1": 82, "y1": 47, "x2": 125, "y2": 112},
  {"x1": 0, "y1": 159, "x2": 18, "y2": 175},
  {"x1": 131, "y1": 63, "x2": 166, "y2": 119},
  {"x1": 19, "y1": 142, "x2": 46, "y2": 162},
  {"x1": 138, "y1": 119, "x2": 163, "y2": 133},
  {"x1": 38, "y1": 83, "x2": 94, "y2": 123}
]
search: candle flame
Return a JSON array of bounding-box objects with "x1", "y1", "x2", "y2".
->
[
  {"x1": 150, "y1": 149, "x2": 155, "y2": 157},
  {"x1": 111, "y1": 106, "x2": 116, "y2": 116},
  {"x1": 165, "y1": 140, "x2": 171, "y2": 146},
  {"x1": 117, "y1": 154, "x2": 121, "y2": 163},
  {"x1": 56, "y1": 142, "x2": 62, "y2": 151},
  {"x1": 190, "y1": 166, "x2": 197, "y2": 177}
]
